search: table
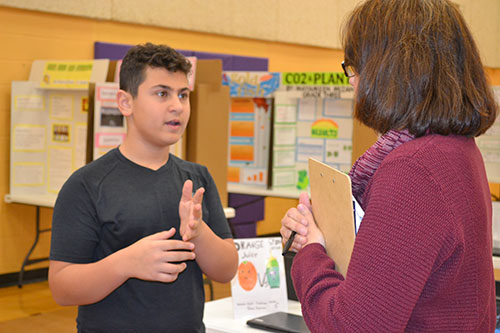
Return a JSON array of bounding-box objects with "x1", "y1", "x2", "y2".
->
[
  {"x1": 203, "y1": 297, "x2": 302, "y2": 333},
  {"x1": 4, "y1": 193, "x2": 235, "y2": 288},
  {"x1": 5, "y1": 194, "x2": 57, "y2": 288},
  {"x1": 228, "y1": 183, "x2": 303, "y2": 199}
]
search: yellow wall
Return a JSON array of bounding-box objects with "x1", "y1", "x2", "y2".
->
[
  {"x1": 0, "y1": 6, "x2": 346, "y2": 275},
  {"x1": 0, "y1": 6, "x2": 498, "y2": 275}
]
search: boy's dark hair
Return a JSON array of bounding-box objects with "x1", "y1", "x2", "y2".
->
[
  {"x1": 342, "y1": 0, "x2": 498, "y2": 137},
  {"x1": 119, "y1": 43, "x2": 192, "y2": 97}
]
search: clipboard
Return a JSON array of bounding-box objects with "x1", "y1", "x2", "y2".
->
[{"x1": 308, "y1": 158, "x2": 355, "y2": 277}]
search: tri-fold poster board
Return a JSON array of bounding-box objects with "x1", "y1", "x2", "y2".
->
[
  {"x1": 223, "y1": 71, "x2": 355, "y2": 191},
  {"x1": 9, "y1": 58, "x2": 193, "y2": 200},
  {"x1": 9, "y1": 60, "x2": 109, "y2": 198},
  {"x1": 476, "y1": 86, "x2": 500, "y2": 183}
]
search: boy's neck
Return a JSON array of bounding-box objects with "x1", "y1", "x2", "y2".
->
[{"x1": 118, "y1": 139, "x2": 170, "y2": 171}]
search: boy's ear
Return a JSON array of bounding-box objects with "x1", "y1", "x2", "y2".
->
[{"x1": 117, "y1": 89, "x2": 133, "y2": 116}]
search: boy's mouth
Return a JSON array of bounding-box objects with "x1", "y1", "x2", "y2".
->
[{"x1": 166, "y1": 120, "x2": 181, "y2": 126}]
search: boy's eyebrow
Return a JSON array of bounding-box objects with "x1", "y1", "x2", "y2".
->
[{"x1": 154, "y1": 84, "x2": 190, "y2": 92}]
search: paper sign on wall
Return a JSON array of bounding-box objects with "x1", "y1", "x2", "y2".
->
[{"x1": 231, "y1": 237, "x2": 288, "y2": 319}]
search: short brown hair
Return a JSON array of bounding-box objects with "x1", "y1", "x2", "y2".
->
[
  {"x1": 119, "y1": 43, "x2": 192, "y2": 98},
  {"x1": 342, "y1": 0, "x2": 498, "y2": 137}
]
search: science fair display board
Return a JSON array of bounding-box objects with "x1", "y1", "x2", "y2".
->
[
  {"x1": 223, "y1": 72, "x2": 279, "y2": 187},
  {"x1": 222, "y1": 71, "x2": 355, "y2": 191},
  {"x1": 273, "y1": 72, "x2": 354, "y2": 190},
  {"x1": 476, "y1": 86, "x2": 500, "y2": 184},
  {"x1": 9, "y1": 59, "x2": 109, "y2": 199}
]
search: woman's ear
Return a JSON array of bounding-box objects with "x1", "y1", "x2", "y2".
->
[{"x1": 117, "y1": 90, "x2": 133, "y2": 116}]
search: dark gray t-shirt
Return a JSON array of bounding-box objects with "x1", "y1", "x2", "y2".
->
[{"x1": 50, "y1": 148, "x2": 232, "y2": 332}]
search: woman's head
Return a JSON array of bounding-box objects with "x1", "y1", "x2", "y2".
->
[{"x1": 342, "y1": 0, "x2": 497, "y2": 137}]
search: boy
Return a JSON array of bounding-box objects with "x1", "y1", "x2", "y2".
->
[{"x1": 49, "y1": 43, "x2": 238, "y2": 332}]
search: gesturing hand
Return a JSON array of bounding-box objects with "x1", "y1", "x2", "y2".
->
[
  {"x1": 125, "y1": 228, "x2": 195, "y2": 283},
  {"x1": 179, "y1": 180, "x2": 205, "y2": 241}
]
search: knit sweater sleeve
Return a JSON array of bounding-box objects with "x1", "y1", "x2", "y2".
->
[{"x1": 291, "y1": 156, "x2": 458, "y2": 332}]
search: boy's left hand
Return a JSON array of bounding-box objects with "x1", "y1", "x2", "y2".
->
[{"x1": 179, "y1": 180, "x2": 205, "y2": 241}]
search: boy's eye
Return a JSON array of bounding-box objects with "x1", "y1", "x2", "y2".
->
[
  {"x1": 179, "y1": 92, "x2": 189, "y2": 100},
  {"x1": 156, "y1": 91, "x2": 167, "y2": 97}
]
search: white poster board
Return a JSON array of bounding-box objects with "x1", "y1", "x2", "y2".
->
[
  {"x1": 272, "y1": 77, "x2": 355, "y2": 190},
  {"x1": 230, "y1": 237, "x2": 288, "y2": 319},
  {"x1": 477, "y1": 86, "x2": 500, "y2": 183},
  {"x1": 8, "y1": 59, "x2": 109, "y2": 200},
  {"x1": 10, "y1": 81, "x2": 90, "y2": 196},
  {"x1": 223, "y1": 71, "x2": 279, "y2": 187}
]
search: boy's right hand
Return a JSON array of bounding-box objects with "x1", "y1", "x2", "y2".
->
[{"x1": 123, "y1": 228, "x2": 195, "y2": 283}]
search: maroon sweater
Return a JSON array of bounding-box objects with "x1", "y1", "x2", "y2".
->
[{"x1": 292, "y1": 135, "x2": 495, "y2": 332}]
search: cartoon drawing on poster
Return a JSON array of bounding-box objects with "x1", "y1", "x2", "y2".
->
[{"x1": 231, "y1": 237, "x2": 288, "y2": 319}]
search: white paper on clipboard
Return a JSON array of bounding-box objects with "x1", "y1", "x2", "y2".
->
[{"x1": 308, "y1": 158, "x2": 356, "y2": 277}]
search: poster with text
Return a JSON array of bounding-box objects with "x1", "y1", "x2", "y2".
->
[
  {"x1": 231, "y1": 237, "x2": 288, "y2": 319},
  {"x1": 272, "y1": 75, "x2": 355, "y2": 190},
  {"x1": 10, "y1": 81, "x2": 89, "y2": 196},
  {"x1": 228, "y1": 97, "x2": 271, "y2": 186}
]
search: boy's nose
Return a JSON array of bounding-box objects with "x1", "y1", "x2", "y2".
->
[{"x1": 169, "y1": 96, "x2": 183, "y2": 112}]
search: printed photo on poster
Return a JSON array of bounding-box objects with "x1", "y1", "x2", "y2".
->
[{"x1": 52, "y1": 123, "x2": 70, "y2": 143}]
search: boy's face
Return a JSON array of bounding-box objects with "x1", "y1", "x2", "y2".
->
[{"x1": 128, "y1": 67, "x2": 190, "y2": 150}]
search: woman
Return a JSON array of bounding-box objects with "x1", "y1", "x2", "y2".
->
[{"x1": 281, "y1": 0, "x2": 498, "y2": 331}]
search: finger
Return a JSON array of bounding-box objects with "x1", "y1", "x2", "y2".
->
[
  {"x1": 298, "y1": 203, "x2": 313, "y2": 219},
  {"x1": 147, "y1": 228, "x2": 176, "y2": 240},
  {"x1": 179, "y1": 200, "x2": 193, "y2": 222},
  {"x1": 158, "y1": 263, "x2": 188, "y2": 279},
  {"x1": 181, "y1": 180, "x2": 193, "y2": 202},
  {"x1": 182, "y1": 230, "x2": 193, "y2": 242},
  {"x1": 297, "y1": 204, "x2": 317, "y2": 231},
  {"x1": 293, "y1": 234, "x2": 308, "y2": 246},
  {"x1": 291, "y1": 242, "x2": 302, "y2": 252},
  {"x1": 193, "y1": 187, "x2": 204, "y2": 205},
  {"x1": 157, "y1": 272, "x2": 180, "y2": 283},
  {"x1": 164, "y1": 250, "x2": 196, "y2": 263},
  {"x1": 160, "y1": 239, "x2": 195, "y2": 251},
  {"x1": 299, "y1": 192, "x2": 312, "y2": 211},
  {"x1": 280, "y1": 226, "x2": 290, "y2": 241},
  {"x1": 282, "y1": 209, "x2": 308, "y2": 234},
  {"x1": 192, "y1": 203, "x2": 202, "y2": 221},
  {"x1": 284, "y1": 208, "x2": 305, "y2": 224}
]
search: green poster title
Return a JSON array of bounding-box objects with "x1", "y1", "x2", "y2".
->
[{"x1": 282, "y1": 72, "x2": 349, "y2": 86}]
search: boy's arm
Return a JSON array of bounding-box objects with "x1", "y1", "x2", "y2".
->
[
  {"x1": 49, "y1": 228, "x2": 195, "y2": 306},
  {"x1": 179, "y1": 180, "x2": 238, "y2": 282},
  {"x1": 190, "y1": 223, "x2": 238, "y2": 283}
]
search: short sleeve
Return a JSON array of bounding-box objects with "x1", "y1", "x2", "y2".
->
[{"x1": 49, "y1": 171, "x2": 100, "y2": 263}]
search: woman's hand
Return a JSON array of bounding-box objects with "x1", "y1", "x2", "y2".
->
[
  {"x1": 299, "y1": 199, "x2": 326, "y2": 248},
  {"x1": 281, "y1": 193, "x2": 325, "y2": 252}
]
